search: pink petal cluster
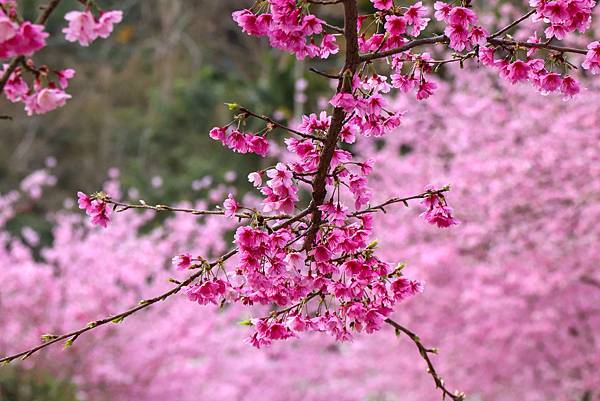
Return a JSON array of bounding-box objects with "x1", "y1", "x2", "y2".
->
[
  {"x1": 434, "y1": 2, "x2": 487, "y2": 51},
  {"x1": 209, "y1": 127, "x2": 270, "y2": 157},
  {"x1": 481, "y1": 46, "x2": 581, "y2": 98},
  {"x1": 229, "y1": 221, "x2": 424, "y2": 346},
  {"x1": 232, "y1": 1, "x2": 338, "y2": 60},
  {"x1": 391, "y1": 52, "x2": 439, "y2": 101},
  {"x1": 360, "y1": 2, "x2": 429, "y2": 54},
  {"x1": 582, "y1": 41, "x2": 600, "y2": 74},
  {"x1": 420, "y1": 187, "x2": 459, "y2": 228},
  {"x1": 0, "y1": 16, "x2": 48, "y2": 58},
  {"x1": 1, "y1": 66, "x2": 74, "y2": 115},
  {"x1": 531, "y1": 0, "x2": 594, "y2": 39},
  {"x1": 77, "y1": 191, "x2": 110, "y2": 227},
  {"x1": 63, "y1": 10, "x2": 123, "y2": 47}
]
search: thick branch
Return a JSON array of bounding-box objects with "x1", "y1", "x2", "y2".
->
[
  {"x1": 385, "y1": 318, "x2": 465, "y2": 401},
  {"x1": 304, "y1": 0, "x2": 361, "y2": 250}
]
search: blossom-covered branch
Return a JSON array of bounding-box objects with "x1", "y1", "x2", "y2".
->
[{"x1": 3, "y1": 0, "x2": 600, "y2": 399}]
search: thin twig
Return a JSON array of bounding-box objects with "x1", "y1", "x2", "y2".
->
[
  {"x1": 488, "y1": 9, "x2": 535, "y2": 39},
  {"x1": 239, "y1": 107, "x2": 325, "y2": 142},
  {"x1": 360, "y1": 35, "x2": 448, "y2": 62},
  {"x1": 309, "y1": 67, "x2": 341, "y2": 80},
  {"x1": 385, "y1": 318, "x2": 465, "y2": 401},
  {"x1": 361, "y1": 30, "x2": 588, "y2": 63},
  {"x1": 106, "y1": 199, "x2": 292, "y2": 221},
  {"x1": 352, "y1": 188, "x2": 449, "y2": 217},
  {"x1": 307, "y1": 0, "x2": 344, "y2": 5},
  {"x1": 0, "y1": 249, "x2": 238, "y2": 365}
]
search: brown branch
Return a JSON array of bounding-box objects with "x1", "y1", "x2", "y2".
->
[
  {"x1": 308, "y1": 0, "x2": 344, "y2": 4},
  {"x1": 0, "y1": 0, "x2": 62, "y2": 94},
  {"x1": 0, "y1": 202, "x2": 315, "y2": 365},
  {"x1": 309, "y1": 67, "x2": 341, "y2": 80},
  {"x1": 360, "y1": 35, "x2": 448, "y2": 62},
  {"x1": 238, "y1": 106, "x2": 324, "y2": 142},
  {"x1": 304, "y1": 0, "x2": 361, "y2": 250},
  {"x1": 352, "y1": 187, "x2": 449, "y2": 217},
  {"x1": 0, "y1": 249, "x2": 238, "y2": 365},
  {"x1": 361, "y1": 32, "x2": 587, "y2": 63},
  {"x1": 106, "y1": 199, "x2": 293, "y2": 222},
  {"x1": 488, "y1": 9, "x2": 536, "y2": 39},
  {"x1": 486, "y1": 38, "x2": 587, "y2": 55},
  {"x1": 385, "y1": 318, "x2": 465, "y2": 401},
  {"x1": 580, "y1": 276, "x2": 600, "y2": 290}
]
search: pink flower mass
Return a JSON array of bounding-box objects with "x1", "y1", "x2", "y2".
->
[{"x1": 1, "y1": 1, "x2": 600, "y2": 401}]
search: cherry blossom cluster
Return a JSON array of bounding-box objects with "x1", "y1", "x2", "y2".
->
[
  {"x1": 420, "y1": 187, "x2": 459, "y2": 228},
  {"x1": 330, "y1": 75, "x2": 403, "y2": 137},
  {"x1": 178, "y1": 220, "x2": 424, "y2": 347},
  {"x1": 232, "y1": 0, "x2": 338, "y2": 60},
  {"x1": 77, "y1": 191, "x2": 110, "y2": 227},
  {"x1": 0, "y1": 2, "x2": 47, "y2": 58},
  {"x1": 361, "y1": 1, "x2": 599, "y2": 101},
  {"x1": 0, "y1": 1, "x2": 122, "y2": 115},
  {"x1": 480, "y1": 46, "x2": 581, "y2": 97},
  {"x1": 63, "y1": 9, "x2": 122, "y2": 47},
  {"x1": 583, "y1": 41, "x2": 600, "y2": 73},
  {"x1": 531, "y1": 0, "x2": 595, "y2": 39},
  {"x1": 361, "y1": 2, "x2": 430, "y2": 51},
  {"x1": 209, "y1": 126, "x2": 270, "y2": 157},
  {"x1": 434, "y1": 3, "x2": 486, "y2": 51}
]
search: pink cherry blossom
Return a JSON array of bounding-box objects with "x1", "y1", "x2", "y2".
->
[
  {"x1": 223, "y1": 193, "x2": 239, "y2": 218},
  {"x1": 172, "y1": 253, "x2": 193, "y2": 270},
  {"x1": 63, "y1": 11, "x2": 97, "y2": 46},
  {"x1": 24, "y1": 88, "x2": 71, "y2": 116}
]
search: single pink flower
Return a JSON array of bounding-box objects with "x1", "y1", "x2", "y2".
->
[
  {"x1": 94, "y1": 10, "x2": 123, "y2": 39},
  {"x1": 223, "y1": 193, "x2": 239, "y2": 218},
  {"x1": 63, "y1": 11, "x2": 97, "y2": 46},
  {"x1": 172, "y1": 253, "x2": 193, "y2": 270}
]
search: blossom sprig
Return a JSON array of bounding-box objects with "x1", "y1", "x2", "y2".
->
[
  {"x1": 0, "y1": 0, "x2": 122, "y2": 116},
  {"x1": 76, "y1": 190, "x2": 297, "y2": 225}
]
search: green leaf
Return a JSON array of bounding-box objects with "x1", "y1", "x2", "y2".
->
[
  {"x1": 111, "y1": 316, "x2": 125, "y2": 324},
  {"x1": 41, "y1": 334, "x2": 59, "y2": 343}
]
